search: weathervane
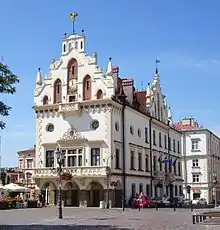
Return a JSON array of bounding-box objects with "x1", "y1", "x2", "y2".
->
[
  {"x1": 69, "y1": 12, "x2": 78, "y2": 34},
  {"x1": 155, "y1": 58, "x2": 160, "y2": 74}
]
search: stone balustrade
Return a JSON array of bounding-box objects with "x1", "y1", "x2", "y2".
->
[
  {"x1": 59, "y1": 102, "x2": 82, "y2": 116},
  {"x1": 33, "y1": 166, "x2": 108, "y2": 178}
]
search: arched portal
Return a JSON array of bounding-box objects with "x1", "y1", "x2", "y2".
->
[
  {"x1": 62, "y1": 181, "x2": 79, "y2": 207},
  {"x1": 41, "y1": 181, "x2": 57, "y2": 206},
  {"x1": 87, "y1": 181, "x2": 104, "y2": 207}
]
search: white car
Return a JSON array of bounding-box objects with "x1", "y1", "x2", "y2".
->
[{"x1": 192, "y1": 198, "x2": 207, "y2": 205}]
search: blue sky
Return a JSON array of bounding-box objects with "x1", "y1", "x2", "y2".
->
[{"x1": 1, "y1": 0, "x2": 220, "y2": 166}]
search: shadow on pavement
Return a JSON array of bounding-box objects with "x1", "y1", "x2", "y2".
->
[{"x1": 0, "y1": 225, "x2": 131, "y2": 229}]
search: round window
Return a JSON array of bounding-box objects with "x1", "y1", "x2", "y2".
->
[
  {"x1": 130, "y1": 126, "x2": 134, "y2": 135},
  {"x1": 46, "y1": 124, "x2": 54, "y2": 132},
  {"x1": 91, "y1": 120, "x2": 99, "y2": 130},
  {"x1": 115, "y1": 122, "x2": 119, "y2": 131},
  {"x1": 138, "y1": 128, "x2": 141, "y2": 137}
]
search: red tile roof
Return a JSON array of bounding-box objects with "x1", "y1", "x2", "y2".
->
[
  {"x1": 17, "y1": 148, "x2": 35, "y2": 155},
  {"x1": 174, "y1": 122, "x2": 200, "y2": 131}
]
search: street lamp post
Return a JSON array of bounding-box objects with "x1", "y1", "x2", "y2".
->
[
  {"x1": 56, "y1": 147, "x2": 64, "y2": 219},
  {"x1": 106, "y1": 155, "x2": 114, "y2": 209}
]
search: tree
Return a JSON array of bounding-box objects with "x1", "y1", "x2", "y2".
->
[{"x1": 0, "y1": 61, "x2": 19, "y2": 129}]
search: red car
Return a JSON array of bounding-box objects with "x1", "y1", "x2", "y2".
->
[{"x1": 134, "y1": 197, "x2": 155, "y2": 208}]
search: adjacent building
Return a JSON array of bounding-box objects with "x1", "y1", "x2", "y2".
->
[
  {"x1": 17, "y1": 147, "x2": 37, "y2": 195},
  {"x1": 174, "y1": 117, "x2": 220, "y2": 203},
  {"x1": 33, "y1": 15, "x2": 183, "y2": 207}
]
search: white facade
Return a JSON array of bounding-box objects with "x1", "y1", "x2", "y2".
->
[
  {"x1": 176, "y1": 118, "x2": 220, "y2": 203},
  {"x1": 33, "y1": 18, "x2": 183, "y2": 207}
]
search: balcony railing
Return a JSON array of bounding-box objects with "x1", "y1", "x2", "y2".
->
[{"x1": 33, "y1": 166, "x2": 108, "y2": 178}]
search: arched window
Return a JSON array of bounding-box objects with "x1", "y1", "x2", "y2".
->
[
  {"x1": 97, "y1": 89, "x2": 103, "y2": 99},
  {"x1": 68, "y1": 43, "x2": 72, "y2": 51},
  {"x1": 63, "y1": 44, "x2": 66, "y2": 52},
  {"x1": 83, "y1": 75, "x2": 92, "y2": 100},
  {"x1": 67, "y1": 58, "x2": 78, "y2": 95},
  {"x1": 80, "y1": 41, "x2": 83, "y2": 49},
  {"x1": 54, "y1": 78, "x2": 62, "y2": 104},
  {"x1": 43, "y1": 95, "x2": 49, "y2": 105},
  {"x1": 75, "y1": 41, "x2": 78, "y2": 49}
]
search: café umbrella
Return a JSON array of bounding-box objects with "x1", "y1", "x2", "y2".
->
[{"x1": 3, "y1": 183, "x2": 30, "y2": 192}]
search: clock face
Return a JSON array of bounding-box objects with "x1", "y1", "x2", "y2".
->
[
  {"x1": 91, "y1": 120, "x2": 99, "y2": 130},
  {"x1": 69, "y1": 79, "x2": 76, "y2": 90}
]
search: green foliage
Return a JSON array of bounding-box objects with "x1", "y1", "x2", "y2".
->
[{"x1": 0, "y1": 62, "x2": 19, "y2": 129}]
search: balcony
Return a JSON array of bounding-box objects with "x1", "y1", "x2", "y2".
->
[
  {"x1": 33, "y1": 166, "x2": 108, "y2": 179},
  {"x1": 59, "y1": 102, "x2": 82, "y2": 116}
]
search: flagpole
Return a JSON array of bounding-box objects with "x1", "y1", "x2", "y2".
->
[{"x1": 72, "y1": 20, "x2": 75, "y2": 34}]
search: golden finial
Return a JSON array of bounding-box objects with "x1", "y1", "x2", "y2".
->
[{"x1": 69, "y1": 12, "x2": 78, "y2": 21}]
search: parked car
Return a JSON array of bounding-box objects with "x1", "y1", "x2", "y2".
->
[{"x1": 192, "y1": 198, "x2": 207, "y2": 205}]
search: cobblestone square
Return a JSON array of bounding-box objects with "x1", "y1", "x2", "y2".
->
[{"x1": 0, "y1": 207, "x2": 219, "y2": 229}]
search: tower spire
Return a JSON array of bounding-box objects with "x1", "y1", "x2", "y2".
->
[
  {"x1": 36, "y1": 68, "x2": 42, "y2": 86},
  {"x1": 69, "y1": 12, "x2": 78, "y2": 34}
]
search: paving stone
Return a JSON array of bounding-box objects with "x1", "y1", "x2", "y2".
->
[{"x1": 0, "y1": 207, "x2": 219, "y2": 229}]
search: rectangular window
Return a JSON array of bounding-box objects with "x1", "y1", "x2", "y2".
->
[
  {"x1": 153, "y1": 156, "x2": 157, "y2": 171},
  {"x1": 62, "y1": 150, "x2": 66, "y2": 167},
  {"x1": 138, "y1": 152, "x2": 142, "y2": 171},
  {"x1": 168, "y1": 137, "x2": 172, "y2": 151},
  {"x1": 178, "y1": 162, "x2": 181, "y2": 176},
  {"x1": 192, "y1": 159, "x2": 199, "y2": 167},
  {"x1": 115, "y1": 149, "x2": 120, "y2": 169},
  {"x1": 164, "y1": 135, "x2": 167, "y2": 149},
  {"x1": 139, "y1": 183, "x2": 143, "y2": 193},
  {"x1": 146, "y1": 184, "x2": 150, "y2": 196},
  {"x1": 26, "y1": 173, "x2": 32, "y2": 184},
  {"x1": 145, "y1": 127, "x2": 148, "y2": 143},
  {"x1": 175, "y1": 185, "x2": 178, "y2": 196},
  {"x1": 159, "y1": 132, "x2": 162, "y2": 147},
  {"x1": 177, "y1": 141, "x2": 180, "y2": 153},
  {"x1": 91, "y1": 148, "x2": 100, "y2": 166},
  {"x1": 193, "y1": 174, "x2": 200, "y2": 183},
  {"x1": 179, "y1": 185, "x2": 182, "y2": 196},
  {"x1": 153, "y1": 130, "x2": 156, "y2": 145},
  {"x1": 131, "y1": 183, "x2": 136, "y2": 196},
  {"x1": 192, "y1": 140, "x2": 199, "y2": 151},
  {"x1": 173, "y1": 139, "x2": 176, "y2": 152},
  {"x1": 130, "y1": 151, "x2": 135, "y2": 170},
  {"x1": 145, "y1": 154, "x2": 149, "y2": 172},
  {"x1": 26, "y1": 159, "x2": 32, "y2": 169},
  {"x1": 45, "y1": 150, "x2": 54, "y2": 167}
]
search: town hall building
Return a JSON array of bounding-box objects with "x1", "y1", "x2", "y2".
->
[{"x1": 33, "y1": 15, "x2": 183, "y2": 207}]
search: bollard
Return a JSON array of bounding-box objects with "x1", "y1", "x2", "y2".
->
[
  {"x1": 191, "y1": 203, "x2": 193, "y2": 212},
  {"x1": 155, "y1": 201, "x2": 158, "y2": 211},
  {"x1": 192, "y1": 215, "x2": 196, "y2": 224},
  {"x1": 173, "y1": 203, "x2": 176, "y2": 212}
]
